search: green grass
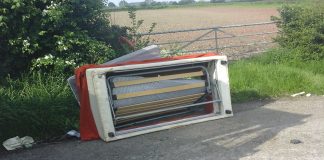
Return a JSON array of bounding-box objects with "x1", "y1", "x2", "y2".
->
[
  {"x1": 0, "y1": 73, "x2": 79, "y2": 143},
  {"x1": 229, "y1": 49, "x2": 324, "y2": 102}
]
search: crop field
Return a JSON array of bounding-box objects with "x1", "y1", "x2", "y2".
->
[{"x1": 111, "y1": 5, "x2": 279, "y2": 58}]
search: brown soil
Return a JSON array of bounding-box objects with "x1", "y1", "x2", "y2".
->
[{"x1": 111, "y1": 6, "x2": 279, "y2": 59}]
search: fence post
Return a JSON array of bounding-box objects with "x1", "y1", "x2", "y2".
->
[{"x1": 214, "y1": 28, "x2": 219, "y2": 54}]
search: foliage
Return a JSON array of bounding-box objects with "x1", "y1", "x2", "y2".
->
[
  {"x1": 179, "y1": 0, "x2": 195, "y2": 5},
  {"x1": 127, "y1": 7, "x2": 156, "y2": 51},
  {"x1": 160, "y1": 44, "x2": 187, "y2": 57},
  {"x1": 108, "y1": 2, "x2": 117, "y2": 8},
  {"x1": 0, "y1": 0, "x2": 128, "y2": 77},
  {"x1": 272, "y1": 3, "x2": 324, "y2": 61},
  {"x1": 210, "y1": 0, "x2": 225, "y2": 3},
  {"x1": 31, "y1": 54, "x2": 77, "y2": 75},
  {"x1": 119, "y1": 0, "x2": 129, "y2": 7},
  {"x1": 0, "y1": 73, "x2": 78, "y2": 142}
]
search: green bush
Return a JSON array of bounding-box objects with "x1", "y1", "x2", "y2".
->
[
  {"x1": 0, "y1": 73, "x2": 78, "y2": 142},
  {"x1": 0, "y1": 0, "x2": 128, "y2": 77},
  {"x1": 273, "y1": 3, "x2": 324, "y2": 61}
]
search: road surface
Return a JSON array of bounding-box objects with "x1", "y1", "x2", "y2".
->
[{"x1": 1, "y1": 96, "x2": 324, "y2": 160}]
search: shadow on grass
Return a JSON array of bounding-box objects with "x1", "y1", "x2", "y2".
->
[{"x1": 231, "y1": 89, "x2": 270, "y2": 103}]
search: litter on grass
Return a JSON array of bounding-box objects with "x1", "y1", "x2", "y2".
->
[
  {"x1": 66, "y1": 130, "x2": 80, "y2": 138},
  {"x1": 291, "y1": 92, "x2": 305, "y2": 97}
]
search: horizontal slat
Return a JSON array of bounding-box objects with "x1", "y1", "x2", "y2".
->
[
  {"x1": 118, "y1": 93, "x2": 204, "y2": 109},
  {"x1": 114, "y1": 71, "x2": 204, "y2": 87},
  {"x1": 116, "y1": 95, "x2": 200, "y2": 116},
  {"x1": 117, "y1": 101, "x2": 193, "y2": 116},
  {"x1": 116, "y1": 108, "x2": 186, "y2": 124},
  {"x1": 116, "y1": 82, "x2": 205, "y2": 100},
  {"x1": 115, "y1": 99, "x2": 219, "y2": 121}
]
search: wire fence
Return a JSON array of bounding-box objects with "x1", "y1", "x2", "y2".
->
[{"x1": 138, "y1": 21, "x2": 278, "y2": 59}]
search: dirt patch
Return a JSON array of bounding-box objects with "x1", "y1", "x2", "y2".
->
[{"x1": 111, "y1": 7, "x2": 278, "y2": 31}]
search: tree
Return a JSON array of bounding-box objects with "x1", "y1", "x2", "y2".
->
[
  {"x1": 144, "y1": 0, "x2": 155, "y2": 5},
  {"x1": 108, "y1": 2, "x2": 116, "y2": 8},
  {"x1": 179, "y1": 0, "x2": 195, "y2": 5},
  {"x1": 169, "y1": 1, "x2": 178, "y2": 5},
  {"x1": 119, "y1": 0, "x2": 128, "y2": 7},
  {"x1": 210, "y1": 0, "x2": 225, "y2": 3}
]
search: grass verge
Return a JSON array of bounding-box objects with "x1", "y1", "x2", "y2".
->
[
  {"x1": 0, "y1": 73, "x2": 79, "y2": 143},
  {"x1": 230, "y1": 49, "x2": 324, "y2": 102}
]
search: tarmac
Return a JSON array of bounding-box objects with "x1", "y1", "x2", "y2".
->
[{"x1": 1, "y1": 96, "x2": 324, "y2": 160}]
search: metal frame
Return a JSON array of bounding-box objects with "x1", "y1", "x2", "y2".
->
[
  {"x1": 105, "y1": 65, "x2": 211, "y2": 121},
  {"x1": 106, "y1": 66, "x2": 211, "y2": 101},
  {"x1": 85, "y1": 55, "x2": 232, "y2": 142},
  {"x1": 137, "y1": 21, "x2": 278, "y2": 56}
]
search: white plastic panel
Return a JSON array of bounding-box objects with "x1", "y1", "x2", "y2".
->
[{"x1": 86, "y1": 55, "x2": 233, "y2": 142}]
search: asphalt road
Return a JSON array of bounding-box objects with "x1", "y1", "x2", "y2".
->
[{"x1": 1, "y1": 96, "x2": 324, "y2": 160}]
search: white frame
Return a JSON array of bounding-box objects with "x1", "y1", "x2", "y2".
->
[{"x1": 86, "y1": 55, "x2": 232, "y2": 142}]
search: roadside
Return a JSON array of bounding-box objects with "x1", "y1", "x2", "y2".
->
[{"x1": 1, "y1": 96, "x2": 323, "y2": 160}]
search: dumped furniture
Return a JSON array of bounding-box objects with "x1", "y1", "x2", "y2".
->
[{"x1": 74, "y1": 52, "x2": 232, "y2": 142}]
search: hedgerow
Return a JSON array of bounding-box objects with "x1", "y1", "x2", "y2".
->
[{"x1": 272, "y1": 2, "x2": 324, "y2": 61}]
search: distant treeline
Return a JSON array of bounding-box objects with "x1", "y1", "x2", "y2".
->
[{"x1": 104, "y1": 0, "x2": 295, "y2": 11}]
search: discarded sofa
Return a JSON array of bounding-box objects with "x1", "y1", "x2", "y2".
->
[{"x1": 71, "y1": 47, "x2": 232, "y2": 142}]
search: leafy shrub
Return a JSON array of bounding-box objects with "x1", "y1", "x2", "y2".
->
[
  {"x1": 0, "y1": 0, "x2": 127, "y2": 77},
  {"x1": 272, "y1": 3, "x2": 324, "y2": 61},
  {"x1": 31, "y1": 54, "x2": 77, "y2": 75}
]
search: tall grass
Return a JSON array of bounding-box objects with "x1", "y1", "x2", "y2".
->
[
  {"x1": 230, "y1": 48, "x2": 324, "y2": 102},
  {"x1": 0, "y1": 73, "x2": 79, "y2": 143}
]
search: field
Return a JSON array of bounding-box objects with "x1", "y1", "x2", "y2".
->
[
  {"x1": 111, "y1": 5, "x2": 278, "y2": 31},
  {"x1": 111, "y1": 5, "x2": 279, "y2": 58}
]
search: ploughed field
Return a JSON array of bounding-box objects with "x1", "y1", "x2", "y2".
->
[{"x1": 111, "y1": 6, "x2": 279, "y2": 58}]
